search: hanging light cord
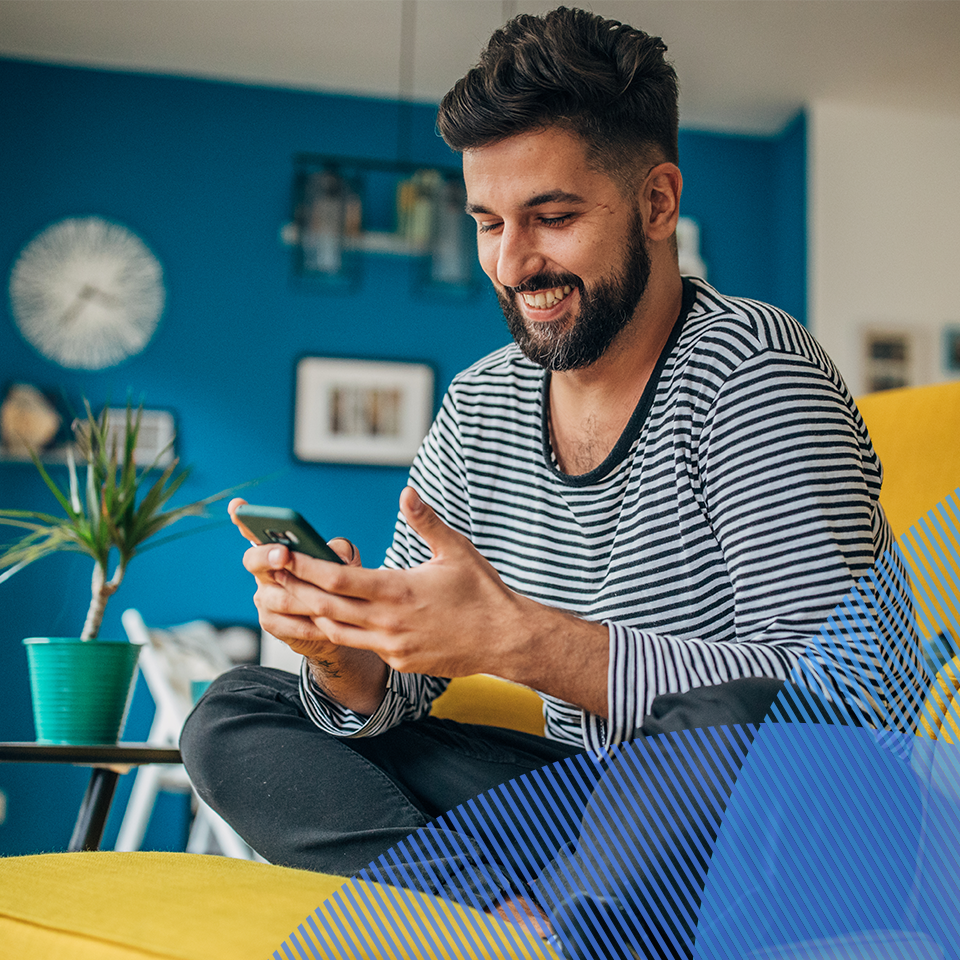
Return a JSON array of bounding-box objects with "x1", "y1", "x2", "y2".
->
[{"x1": 397, "y1": 0, "x2": 416, "y2": 163}]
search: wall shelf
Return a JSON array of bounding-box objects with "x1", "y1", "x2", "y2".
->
[
  {"x1": 0, "y1": 408, "x2": 175, "y2": 468},
  {"x1": 288, "y1": 154, "x2": 476, "y2": 292},
  {"x1": 0, "y1": 445, "x2": 75, "y2": 465}
]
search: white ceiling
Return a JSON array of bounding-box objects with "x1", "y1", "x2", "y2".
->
[{"x1": 2, "y1": 0, "x2": 959, "y2": 135}]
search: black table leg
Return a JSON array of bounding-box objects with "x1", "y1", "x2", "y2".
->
[{"x1": 68, "y1": 767, "x2": 121, "y2": 852}]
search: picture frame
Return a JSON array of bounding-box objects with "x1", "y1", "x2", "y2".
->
[
  {"x1": 104, "y1": 408, "x2": 176, "y2": 468},
  {"x1": 860, "y1": 326, "x2": 939, "y2": 395},
  {"x1": 944, "y1": 327, "x2": 960, "y2": 372},
  {"x1": 293, "y1": 357, "x2": 434, "y2": 466},
  {"x1": 862, "y1": 330, "x2": 912, "y2": 393}
]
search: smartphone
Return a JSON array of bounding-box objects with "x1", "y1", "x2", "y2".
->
[{"x1": 233, "y1": 505, "x2": 344, "y2": 564}]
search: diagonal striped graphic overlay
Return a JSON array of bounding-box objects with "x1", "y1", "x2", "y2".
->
[{"x1": 274, "y1": 492, "x2": 960, "y2": 960}]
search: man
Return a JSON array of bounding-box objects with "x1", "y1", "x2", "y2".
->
[{"x1": 181, "y1": 7, "x2": 916, "y2": 957}]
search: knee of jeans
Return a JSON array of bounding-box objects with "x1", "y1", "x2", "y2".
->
[
  {"x1": 178, "y1": 683, "x2": 226, "y2": 797},
  {"x1": 179, "y1": 664, "x2": 295, "y2": 791}
]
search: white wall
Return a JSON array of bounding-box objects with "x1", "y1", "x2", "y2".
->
[{"x1": 809, "y1": 101, "x2": 960, "y2": 396}]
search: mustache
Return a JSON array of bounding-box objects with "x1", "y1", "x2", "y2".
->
[{"x1": 504, "y1": 273, "x2": 583, "y2": 295}]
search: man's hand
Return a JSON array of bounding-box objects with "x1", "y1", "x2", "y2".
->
[
  {"x1": 269, "y1": 486, "x2": 527, "y2": 677},
  {"x1": 267, "y1": 487, "x2": 610, "y2": 714},
  {"x1": 229, "y1": 498, "x2": 388, "y2": 715}
]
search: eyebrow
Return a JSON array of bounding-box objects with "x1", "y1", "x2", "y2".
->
[{"x1": 465, "y1": 190, "x2": 588, "y2": 215}]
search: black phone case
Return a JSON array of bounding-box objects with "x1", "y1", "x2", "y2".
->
[{"x1": 234, "y1": 506, "x2": 344, "y2": 564}]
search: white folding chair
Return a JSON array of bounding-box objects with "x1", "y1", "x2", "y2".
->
[{"x1": 115, "y1": 608, "x2": 260, "y2": 860}]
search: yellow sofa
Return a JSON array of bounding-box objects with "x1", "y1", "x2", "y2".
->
[
  {"x1": 2, "y1": 663, "x2": 958, "y2": 959},
  {"x1": 854, "y1": 380, "x2": 960, "y2": 539},
  {"x1": 3, "y1": 380, "x2": 959, "y2": 959},
  {"x1": 0, "y1": 676, "x2": 552, "y2": 960}
]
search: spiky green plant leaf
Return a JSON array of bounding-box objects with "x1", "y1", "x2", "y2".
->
[{"x1": 0, "y1": 399, "x2": 252, "y2": 638}]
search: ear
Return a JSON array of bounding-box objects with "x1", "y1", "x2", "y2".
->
[{"x1": 642, "y1": 163, "x2": 682, "y2": 242}]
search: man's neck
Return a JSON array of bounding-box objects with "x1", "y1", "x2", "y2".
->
[{"x1": 547, "y1": 272, "x2": 684, "y2": 475}]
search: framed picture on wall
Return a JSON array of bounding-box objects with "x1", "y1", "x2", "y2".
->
[
  {"x1": 861, "y1": 326, "x2": 937, "y2": 394},
  {"x1": 863, "y1": 330, "x2": 912, "y2": 393},
  {"x1": 104, "y1": 408, "x2": 176, "y2": 467},
  {"x1": 293, "y1": 357, "x2": 434, "y2": 465},
  {"x1": 944, "y1": 328, "x2": 960, "y2": 373}
]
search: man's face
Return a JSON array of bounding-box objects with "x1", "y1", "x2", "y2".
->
[{"x1": 463, "y1": 128, "x2": 651, "y2": 371}]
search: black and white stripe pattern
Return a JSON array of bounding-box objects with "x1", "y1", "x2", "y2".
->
[{"x1": 302, "y1": 278, "x2": 897, "y2": 752}]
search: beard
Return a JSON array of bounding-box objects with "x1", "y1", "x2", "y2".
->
[{"x1": 495, "y1": 209, "x2": 651, "y2": 372}]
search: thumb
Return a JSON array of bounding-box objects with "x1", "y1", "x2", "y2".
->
[{"x1": 400, "y1": 486, "x2": 461, "y2": 558}]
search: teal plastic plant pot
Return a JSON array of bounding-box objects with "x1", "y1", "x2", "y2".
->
[{"x1": 23, "y1": 637, "x2": 142, "y2": 745}]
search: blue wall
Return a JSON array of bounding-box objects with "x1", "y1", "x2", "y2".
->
[{"x1": 0, "y1": 58, "x2": 806, "y2": 856}]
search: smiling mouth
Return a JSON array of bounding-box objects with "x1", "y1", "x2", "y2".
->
[{"x1": 518, "y1": 284, "x2": 574, "y2": 310}]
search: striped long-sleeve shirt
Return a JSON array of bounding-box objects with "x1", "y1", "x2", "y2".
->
[{"x1": 300, "y1": 277, "x2": 899, "y2": 752}]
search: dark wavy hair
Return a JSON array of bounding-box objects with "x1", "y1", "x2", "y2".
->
[{"x1": 437, "y1": 6, "x2": 679, "y2": 187}]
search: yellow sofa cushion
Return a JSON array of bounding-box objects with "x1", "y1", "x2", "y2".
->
[
  {"x1": 856, "y1": 380, "x2": 960, "y2": 538},
  {"x1": 919, "y1": 656, "x2": 960, "y2": 743},
  {"x1": 3, "y1": 659, "x2": 957, "y2": 959},
  {"x1": 430, "y1": 674, "x2": 546, "y2": 736},
  {"x1": 0, "y1": 851, "x2": 345, "y2": 959},
  {"x1": 0, "y1": 850, "x2": 549, "y2": 959}
]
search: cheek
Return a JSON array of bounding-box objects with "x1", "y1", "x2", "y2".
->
[{"x1": 476, "y1": 237, "x2": 502, "y2": 285}]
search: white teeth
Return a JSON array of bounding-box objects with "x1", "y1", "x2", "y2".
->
[{"x1": 521, "y1": 285, "x2": 573, "y2": 309}]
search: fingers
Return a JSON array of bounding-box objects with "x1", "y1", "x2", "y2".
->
[
  {"x1": 245, "y1": 535, "x2": 360, "y2": 574},
  {"x1": 276, "y1": 559, "x2": 376, "y2": 612},
  {"x1": 254, "y1": 578, "x2": 314, "y2": 618},
  {"x1": 253, "y1": 576, "x2": 357, "y2": 646},
  {"x1": 228, "y1": 498, "x2": 257, "y2": 544},
  {"x1": 399, "y1": 486, "x2": 465, "y2": 558},
  {"x1": 328, "y1": 537, "x2": 361, "y2": 567},
  {"x1": 242, "y1": 542, "x2": 291, "y2": 581},
  {"x1": 242, "y1": 541, "x2": 361, "y2": 585},
  {"x1": 255, "y1": 607, "x2": 340, "y2": 659},
  {"x1": 229, "y1": 501, "x2": 366, "y2": 655},
  {"x1": 243, "y1": 547, "x2": 374, "y2": 634}
]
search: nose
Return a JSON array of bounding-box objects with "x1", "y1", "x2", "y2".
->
[{"x1": 492, "y1": 224, "x2": 544, "y2": 290}]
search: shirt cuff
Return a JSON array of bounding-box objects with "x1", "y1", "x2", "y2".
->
[
  {"x1": 298, "y1": 658, "x2": 444, "y2": 738},
  {"x1": 583, "y1": 622, "x2": 649, "y2": 754},
  {"x1": 298, "y1": 658, "x2": 395, "y2": 738}
]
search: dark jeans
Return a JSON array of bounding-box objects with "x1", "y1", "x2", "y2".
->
[
  {"x1": 180, "y1": 665, "x2": 584, "y2": 876},
  {"x1": 180, "y1": 666, "x2": 787, "y2": 958}
]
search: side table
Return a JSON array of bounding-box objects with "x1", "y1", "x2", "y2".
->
[{"x1": 0, "y1": 742, "x2": 182, "y2": 852}]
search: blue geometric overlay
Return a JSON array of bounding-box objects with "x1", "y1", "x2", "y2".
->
[{"x1": 274, "y1": 491, "x2": 960, "y2": 960}]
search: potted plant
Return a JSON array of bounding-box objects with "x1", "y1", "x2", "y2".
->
[{"x1": 0, "y1": 401, "x2": 237, "y2": 744}]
